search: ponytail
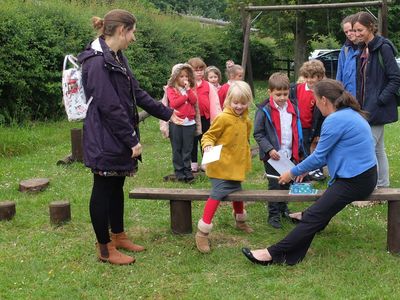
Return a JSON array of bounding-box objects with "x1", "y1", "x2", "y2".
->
[{"x1": 313, "y1": 79, "x2": 368, "y2": 119}]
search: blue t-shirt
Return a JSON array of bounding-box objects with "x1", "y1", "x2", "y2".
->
[{"x1": 291, "y1": 108, "x2": 376, "y2": 184}]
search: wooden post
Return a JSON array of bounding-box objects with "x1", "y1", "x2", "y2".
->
[
  {"x1": 71, "y1": 128, "x2": 83, "y2": 162},
  {"x1": 170, "y1": 200, "x2": 192, "y2": 234},
  {"x1": 387, "y1": 200, "x2": 400, "y2": 254},
  {"x1": 49, "y1": 201, "x2": 71, "y2": 225},
  {"x1": 241, "y1": 6, "x2": 251, "y2": 76},
  {"x1": 378, "y1": 0, "x2": 388, "y2": 37},
  {"x1": 0, "y1": 201, "x2": 16, "y2": 221}
]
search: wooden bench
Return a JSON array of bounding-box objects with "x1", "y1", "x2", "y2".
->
[{"x1": 129, "y1": 187, "x2": 400, "y2": 254}]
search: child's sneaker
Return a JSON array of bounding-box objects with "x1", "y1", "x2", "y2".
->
[{"x1": 268, "y1": 216, "x2": 282, "y2": 229}]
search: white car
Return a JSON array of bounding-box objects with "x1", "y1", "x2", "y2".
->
[
  {"x1": 396, "y1": 58, "x2": 400, "y2": 69},
  {"x1": 308, "y1": 49, "x2": 337, "y2": 60}
]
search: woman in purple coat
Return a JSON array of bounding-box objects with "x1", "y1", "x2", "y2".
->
[{"x1": 78, "y1": 9, "x2": 182, "y2": 265}]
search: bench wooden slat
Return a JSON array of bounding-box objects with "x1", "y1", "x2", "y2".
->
[
  {"x1": 129, "y1": 187, "x2": 400, "y2": 254},
  {"x1": 129, "y1": 187, "x2": 400, "y2": 202}
]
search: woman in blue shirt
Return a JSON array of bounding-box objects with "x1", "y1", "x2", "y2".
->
[{"x1": 242, "y1": 79, "x2": 377, "y2": 266}]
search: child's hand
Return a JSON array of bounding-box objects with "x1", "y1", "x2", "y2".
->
[
  {"x1": 170, "y1": 110, "x2": 184, "y2": 125},
  {"x1": 268, "y1": 149, "x2": 280, "y2": 160},
  {"x1": 204, "y1": 146, "x2": 212, "y2": 152},
  {"x1": 184, "y1": 80, "x2": 190, "y2": 90},
  {"x1": 131, "y1": 143, "x2": 142, "y2": 158}
]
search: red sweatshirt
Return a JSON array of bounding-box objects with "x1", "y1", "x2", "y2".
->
[
  {"x1": 296, "y1": 83, "x2": 315, "y2": 129},
  {"x1": 218, "y1": 82, "x2": 230, "y2": 108},
  {"x1": 196, "y1": 80, "x2": 211, "y2": 119},
  {"x1": 167, "y1": 86, "x2": 197, "y2": 120}
]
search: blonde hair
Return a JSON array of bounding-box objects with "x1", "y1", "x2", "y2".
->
[
  {"x1": 223, "y1": 81, "x2": 253, "y2": 108},
  {"x1": 92, "y1": 9, "x2": 136, "y2": 36},
  {"x1": 299, "y1": 60, "x2": 326, "y2": 78},
  {"x1": 205, "y1": 66, "x2": 221, "y2": 83},
  {"x1": 226, "y1": 64, "x2": 244, "y2": 80}
]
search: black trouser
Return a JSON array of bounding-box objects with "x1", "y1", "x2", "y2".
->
[
  {"x1": 191, "y1": 116, "x2": 210, "y2": 163},
  {"x1": 268, "y1": 165, "x2": 377, "y2": 265},
  {"x1": 169, "y1": 123, "x2": 195, "y2": 177},
  {"x1": 264, "y1": 161, "x2": 290, "y2": 218},
  {"x1": 89, "y1": 174, "x2": 125, "y2": 244},
  {"x1": 302, "y1": 128, "x2": 312, "y2": 156}
]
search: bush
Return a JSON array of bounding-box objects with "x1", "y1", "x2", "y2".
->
[
  {"x1": 250, "y1": 37, "x2": 275, "y2": 80},
  {"x1": 0, "y1": 0, "x2": 268, "y2": 124},
  {"x1": 0, "y1": 1, "x2": 94, "y2": 124}
]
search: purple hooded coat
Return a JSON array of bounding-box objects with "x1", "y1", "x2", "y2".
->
[{"x1": 77, "y1": 37, "x2": 173, "y2": 172}]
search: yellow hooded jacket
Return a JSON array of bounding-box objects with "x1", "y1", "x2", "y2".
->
[{"x1": 201, "y1": 107, "x2": 252, "y2": 181}]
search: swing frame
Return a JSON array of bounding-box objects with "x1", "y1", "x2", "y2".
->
[{"x1": 240, "y1": 0, "x2": 390, "y2": 91}]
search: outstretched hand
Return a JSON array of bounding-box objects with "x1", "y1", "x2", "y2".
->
[
  {"x1": 170, "y1": 110, "x2": 184, "y2": 125},
  {"x1": 131, "y1": 143, "x2": 142, "y2": 158},
  {"x1": 279, "y1": 171, "x2": 307, "y2": 185}
]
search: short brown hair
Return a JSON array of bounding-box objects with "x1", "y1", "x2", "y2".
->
[
  {"x1": 92, "y1": 9, "x2": 136, "y2": 36},
  {"x1": 268, "y1": 72, "x2": 290, "y2": 91},
  {"x1": 299, "y1": 60, "x2": 325, "y2": 78},
  {"x1": 187, "y1": 57, "x2": 206, "y2": 69}
]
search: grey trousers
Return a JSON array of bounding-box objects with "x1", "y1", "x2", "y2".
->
[{"x1": 371, "y1": 125, "x2": 389, "y2": 187}]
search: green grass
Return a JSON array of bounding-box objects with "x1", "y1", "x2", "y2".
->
[{"x1": 1, "y1": 85, "x2": 400, "y2": 299}]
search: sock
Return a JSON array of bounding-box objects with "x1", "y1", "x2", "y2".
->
[
  {"x1": 202, "y1": 198, "x2": 220, "y2": 224},
  {"x1": 232, "y1": 201, "x2": 244, "y2": 214}
]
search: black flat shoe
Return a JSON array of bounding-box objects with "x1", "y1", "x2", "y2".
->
[{"x1": 241, "y1": 248, "x2": 273, "y2": 266}]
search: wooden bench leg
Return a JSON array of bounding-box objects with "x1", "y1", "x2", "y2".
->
[
  {"x1": 387, "y1": 200, "x2": 400, "y2": 254},
  {"x1": 170, "y1": 200, "x2": 192, "y2": 234}
]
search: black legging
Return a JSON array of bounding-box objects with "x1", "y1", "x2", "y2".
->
[
  {"x1": 268, "y1": 165, "x2": 377, "y2": 265},
  {"x1": 89, "y1": 174, "x2": 125, "y2": 244}
]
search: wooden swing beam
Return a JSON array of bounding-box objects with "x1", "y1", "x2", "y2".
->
[{"x1": 240, "y1": 0, "x2": 389, "y2": 86}]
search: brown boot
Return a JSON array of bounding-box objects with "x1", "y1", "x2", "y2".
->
[
  {"x1": 195, "y1": 219, "x2": 213, "y2": 253},
  {"x1": 111, "y1": 232, "x2": 145, "y2": 252},
  {"x1": 233, "y1": 210, "x2": 254, "y2": 233},
  {"x1": 96, "y1": 242, "x2": 135, "y2": 265}
]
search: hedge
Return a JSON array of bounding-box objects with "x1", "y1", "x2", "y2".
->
[{"x1": 0, "y1": 0, "x2": 274, "y2": 125}]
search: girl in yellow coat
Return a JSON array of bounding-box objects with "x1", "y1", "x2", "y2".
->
[{"x1": 195, "y1": 80, "x2": 253, "y2": 253}]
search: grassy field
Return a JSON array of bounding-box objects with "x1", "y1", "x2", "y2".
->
[{"x1": 1, "y1": 82, "x2": 400, "y2": 299}]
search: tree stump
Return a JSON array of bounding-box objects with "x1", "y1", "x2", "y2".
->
[
  {"x1": 19, "y1": 178, "x2": 49, "y2": 193},
  {"x1": 0, "y1": 201, "x2": 16, "y2": 221},
  {"x1": 49, "y1": 201, "x2": 71, "y2": 225},
  {"x1": 71, "y1": 128, "x2": 83, "y2": 162}
]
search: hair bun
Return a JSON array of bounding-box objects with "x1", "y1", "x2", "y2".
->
[{"x1": 91, "y1": 16, "x2": 104, "y2": 30}]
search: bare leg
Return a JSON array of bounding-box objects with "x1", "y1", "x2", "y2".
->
[
  {"x1": 289, "y1": 211, "x2": 302, "y2": 221},
  {"x1": 251, "y1": 248, "x2": 272, "y2": 261}
]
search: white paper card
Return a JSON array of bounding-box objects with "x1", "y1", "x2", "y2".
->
[
  {"x1": 201, "y1": 145, "x2": 223, "y2": 165},
  {"x1": 267, "y1": 151, "x2": 295, "y2": 175}
]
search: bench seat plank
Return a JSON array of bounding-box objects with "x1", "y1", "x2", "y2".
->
[{"x1": 129, "y1": 187, "x2": 400, "y2": 202}]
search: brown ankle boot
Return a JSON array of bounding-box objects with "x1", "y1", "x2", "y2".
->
[
  {"x1": 195, "y1": 219, "x2": 213, "y2": 253},
  {"x1": 96, "y1": 242, "x2": 135, "y2": 265},
  {"x1": 233, "y1": 210, "x2": 254, "y2": 233},
  {"x1": 111, "y1": 232, "x2": 145, "y2": 252}
]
